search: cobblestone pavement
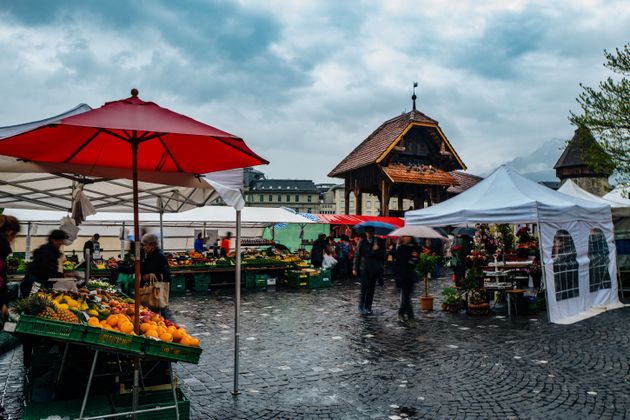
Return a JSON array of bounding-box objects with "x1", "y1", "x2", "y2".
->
[{"x1": 2, "y1": 274, "x2": 630, "y2": 419}]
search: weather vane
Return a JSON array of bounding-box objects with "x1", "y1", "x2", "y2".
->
[{"x1": 412, "y1": 82, "x2": 418, "y2": 111}]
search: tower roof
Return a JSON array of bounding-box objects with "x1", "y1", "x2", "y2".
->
[
  {"x1": 328, "y1": 110, "x2": 465, "y2": 178},
  {"x1": 554, "y1": 126, "x2": 614, "y2": 174}
]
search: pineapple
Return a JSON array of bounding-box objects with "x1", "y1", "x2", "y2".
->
[
  {"x1": 40, "y1": 307, "x2": 58, "y2": 320},
  {"x1": 12, "y1": 295, "x2": 55, "y2": 316},
  {"x1": 55, "y1": 308, "x2": 79, "y2": 324}
]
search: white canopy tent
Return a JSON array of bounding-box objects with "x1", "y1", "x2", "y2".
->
[
  {"x1": 405, "y1": 165, "x2": 620, "y2": 324},
  {"x1": 604, "y1": 186, "x2": 630, "y2": 207},
  {"x1": 558, "y1": 180, "x2": 630, "y2": 218}
]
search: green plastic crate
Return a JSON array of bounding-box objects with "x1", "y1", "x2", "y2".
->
[
  {"x1": 16, "y1": 315, "x2": 86, "y2": 343},
  {"x1": 192, "y1": 273, "x2": 210, "y2": 292},
  {"x1": 244, "y1": 271, "x2": 256, "y2": 288},
  {"x1": 144, "y1": 339, "x2": 202, "y2": 364},
  {"x1": 255, "y1": 273, "x2": 268, "y2": 288},
  {"x1": 23, "y1": 395, "x2": 112, "y2": 419},
  {"x1": 319, "y1": 268, "x2": 332, "y2": 287},
  {"x1": 170, "y1": 275, "x2": 186, "y2": 293},
  {"x1": 286, "y1": 270, "x2": 309, "y2": 288},
  {"x1": 111, "y1": 388, "x2": 190, "y2": 420},
  {"x1": 83, "y1": 326, "x2": 145, "y2": 354}
]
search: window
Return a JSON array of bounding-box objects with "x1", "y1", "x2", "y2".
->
[
  {"x1": 268, "y1": 195, "x2": 273, "y2": 202},
  {"x1": 277, "y1": 195, "x2": 282, "y2": 202},
  {"x1": 552, "y1": 230, "x2": 579, "y2": 301},
  {"x1": 259, "y1": 195, "x2": 264, "y2": 202},
  {"x1": 295, "y1": 195, "x2": 299, "y2": 202},
  {"x1": 307, "y1": 195, "x2": 312, "y2": 203},
  {"x1": 286, "y1": 195, "x2": 291, "y2": 202},
  {"x1": 307, "y1": 208, "x2": 311, "y2": 213},
  {"x1": 588, "y1": 228, "x2": 611, "y2": 292}
]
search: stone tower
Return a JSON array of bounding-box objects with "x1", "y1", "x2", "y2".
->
[{"x1": 554, "y1": 126, "x2": 614, "y2": 196}]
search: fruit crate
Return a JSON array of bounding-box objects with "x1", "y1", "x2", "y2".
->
[
  {"x1": 308, "y1": 269, "x2": 331, "y2": 289},
  {"x1": 144, "y1": 339, "x2": 202, "y2": 364},
  {"x1": 22, "y1": 395, "x2": 113, "y2": 420},
  {"x1": 255, "y1": 273, "x2": 268, "y2": 288},
  {"x1": 244, "y1": 271, "x2": 256, "y2": 288},
  {"x1": 170, "y1": 275, "x2": 186, "y2": 294},
  {"x1": 192, "y1": 273, "x2": 210, "y2": 292},
  {"x1": 84, "y1": 326, "x2": 145, "y2": 354},
  {"x1": 111, "y1": 388, "x2": 190, "y2": 420},
  {"x1": 286, "y1": 270, "x2": 309, "y2": 288},
  {"x1": 15, "y1": 314, "x2": 87, "y2": 343}
]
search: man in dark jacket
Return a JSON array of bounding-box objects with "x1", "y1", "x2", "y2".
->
[
  {"x1": 395, "y1": 235, "x2": 419, "y2": 323},
  {"x1": 21, "y1": 229, "x2": 68, "y2": 297},
  {"x1": 140, "y1": 233, "x2": 173, "y2": 320},
  {"x1": 310, "y1": 233, "x2": 327, "y2": 268},
  {"x1": 352, "y1": 226, "x2": 385, "y2": 314}
]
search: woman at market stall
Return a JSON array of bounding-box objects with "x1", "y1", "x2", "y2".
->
[
  {"x1": 0, "y1": 215, "x2": 20, "y2": 321},
  {"x1": 20, "y1": 229, "x2": 69, "y2": 298},
  {"x1": 140, "y1": 233, "x2": 174, "y2": 320}
]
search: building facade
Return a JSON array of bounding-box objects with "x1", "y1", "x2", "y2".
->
[{"x1": 244, "y1": 179, "x2": 320, "y2": 213}]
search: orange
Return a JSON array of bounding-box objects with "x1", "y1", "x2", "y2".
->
[
  {"x1": 159, "y1": 332, "x2": 173, "y2": 342},
  {"x1": 119, "y1": 321, "x2": 134, "y2": 334},
  {"x1": 172, "y1": 329, "x2": 185, "y2": 341},
  {"x1": 188, "y1": 337, "x2": 200, "y2": 347},
  {"x1": 106, "y1": 315, "x2": 119, "y2": 327},
  {"x1": 166, "y1": 326, "x2": 176, "y2": 334},
  {"x1": 87, "y1": 317, "x2": 101, "y2": 327},
  {"x1": 179, "y1": 336, "x2": 193, "y2": 346},
  {"x1": 144, "y1": 329, "x2": 159, "y2": 338},
  {"x1": 140, "y1": 323, "x2": 153, "y2": 333}
]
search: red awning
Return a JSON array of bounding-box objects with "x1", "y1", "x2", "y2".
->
[{"x1": 313, "y1": 214, "x2": 404, "y2": 227}]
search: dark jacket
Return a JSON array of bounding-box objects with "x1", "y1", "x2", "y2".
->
[
  {"x1": 140, "y1": 248, "x2": 171, "y2": 284},
  {"x1": 310, "y1": 238, "x2": 326, "y2": 266},
  {"x1": 395, "y1": 243, "x2": 419, "y2": 280},
  {"x1": 0, "y1": 232, "x2": 12, "y2": 306},
  {"x1": 22, "y1": 242, "x2": 63, "y2": 297},
  {"x1": 353, "y1": 236, "x2": 386, "y2": 274}
]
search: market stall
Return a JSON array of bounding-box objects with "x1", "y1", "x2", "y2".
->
[
  {"x1": 0, "y1": 91, "x2": 268, "y2": 412},
  {"x1": 405, "y1": 165, "x2": 620, "y2": 324}
]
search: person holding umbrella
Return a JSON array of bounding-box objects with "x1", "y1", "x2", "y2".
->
[
  {"x1": 353, "y1": 225, "x2": 386, "y2": 315},
  {"x1": 395, "y1": 235, "x2": 419, "y2": 324}
]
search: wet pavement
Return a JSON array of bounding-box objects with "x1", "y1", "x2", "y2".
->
[{"x1": 2, "y1": 273, "x2": 630, "y2": 419}]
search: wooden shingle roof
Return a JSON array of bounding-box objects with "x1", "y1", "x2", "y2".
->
[
  {"x1": 328, "y1": 110, "x2": 464, "y2": 178},
  {"x1": 447, "y1": 170, "x2": 483, "y2": 194}
]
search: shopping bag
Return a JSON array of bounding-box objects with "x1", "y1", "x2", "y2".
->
[{"x1": 139, "y1": 274, "x2": 170, "y2": 309}]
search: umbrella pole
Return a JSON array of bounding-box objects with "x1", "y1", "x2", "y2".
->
[
  {"x1": 160, "y1": 212, "x2": 164, "y2": 250},
  {"x1": 132, "y1": 138, "x2": 141, "y2": 418},
  {"x1": 232, "y1": 209, "x2": 241, "y2": 395}
]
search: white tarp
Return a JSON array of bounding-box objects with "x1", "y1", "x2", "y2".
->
[
  {"x1": 405, "y1": 165, "x2": 619, "y2": 324},
  {"x1": 2, "y1": 206, "x2": 314, "y2": 228},
  {"x1": 558, "y1": 179, "x2": 630, "y2": 218},
  {"x1": 603, "y1": 186, "x2": 630, "y2": 207}
]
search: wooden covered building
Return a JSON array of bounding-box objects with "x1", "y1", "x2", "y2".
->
[{"x1": 328, "y1": 96, "x2": 467, "y2": 216}]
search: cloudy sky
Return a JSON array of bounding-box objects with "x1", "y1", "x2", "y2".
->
[{"x1": 0, "y1": 0, "x2": 628, "y2": 183}]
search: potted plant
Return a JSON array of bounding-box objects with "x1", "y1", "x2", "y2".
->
[
  {"x1": 441, "y1": 287, "x2": 461, "y2": 312},
  {"x1": 417, "y1": 253, "x2": 438, "y2": 311},
  {"x1": 466, "y1": 288, "x2": 490, "y2": 315}
]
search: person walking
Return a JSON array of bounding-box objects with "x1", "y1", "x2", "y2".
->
[
  {"x1": 310, "y1": 233, "x2": 327, "y2": 268},
  {"x1": 353, "y1": 226, "x2": 385, "y2": 314},
  {"x1": 140, "y1": 233, "x2": 173, "y2": 320},
  {"x1": 21, "y1": 229, "x2": 70, "y2": 297},
  {"x1": 395, "y1": 235, "x2": 419, "y2": 324},
  {"x1": 0, "y1": 215, "x2": 20, "y2": 322}
]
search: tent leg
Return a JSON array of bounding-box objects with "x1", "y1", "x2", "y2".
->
[
  {"x1": 79, "y1": 349, "x2": 99, "y2": 419},
  {"x1": 232, "y1": 209, "x2": 241, "y2": 395}
]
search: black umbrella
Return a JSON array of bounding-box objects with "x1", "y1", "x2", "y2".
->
[{"x1": 451, "y1": 226, "x2": 477, "y2": 237}]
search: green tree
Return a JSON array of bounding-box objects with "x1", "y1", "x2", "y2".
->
[{"x1": 569, "y1": 44, "x2": 630, "y2": 184}]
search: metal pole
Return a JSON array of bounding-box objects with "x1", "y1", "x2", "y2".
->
[
  {"x1": 85, "y1": 248, "x2": 91, "y2": 283},
  {"x1": 79, "y1": 350, "x2": 99, "y2": 419},
  {"x1": 131, "y1": 134, "x2": 141, "y2": 418},
  {"x1": 160, "y1": 212, "x2": 164, "y2": 251},
  {"x1": 121, "y1": 221, "x2": 126, "y2": 260},
  {"x1": 232, "y1": 209, "x2": 241, "y2": 395},
  {"x1": 25, "y1": 221, "x2": 32, "y2": 262}
]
